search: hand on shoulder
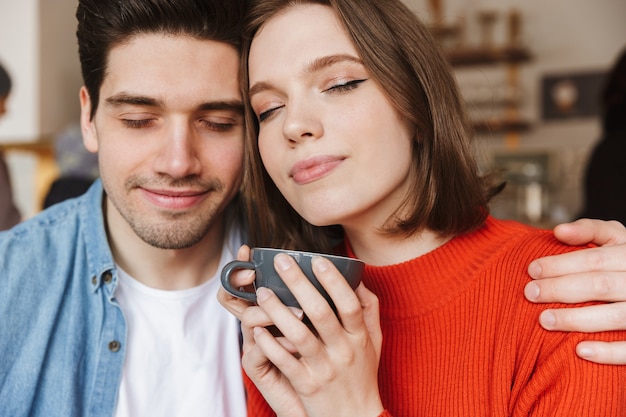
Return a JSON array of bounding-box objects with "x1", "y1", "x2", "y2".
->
[{"x1": 525, "y1": 218, "x2": 626, "y2": 364}]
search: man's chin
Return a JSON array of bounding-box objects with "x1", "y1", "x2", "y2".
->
[{"x1": 132, "y1": 221, "x2": 211, "y2": 250}]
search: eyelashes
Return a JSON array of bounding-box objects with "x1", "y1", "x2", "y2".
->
[
  {"x1": 256, "y1": 78, "x2": 368, "y2": 123},
  {"x1": 199, "y1": 119, "x2": 238, "y2": 132},
  {"x1": 122, "y1": 118, "x2": 155, "y2": 129},
  {"x1": 258, "y1": 106, "x2": 283, "y2": 123},
  {"x1": 324, "y1": 78, "x2": 367, "y2": 93},
  {"x1": 121, "y1": 118, "x2": 238, "y2": 132}
]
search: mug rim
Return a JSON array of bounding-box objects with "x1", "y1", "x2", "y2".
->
[{"x1": 250, "y1": 247, "x2": 364, "y2": 264}]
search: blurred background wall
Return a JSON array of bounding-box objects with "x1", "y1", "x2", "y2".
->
[
  {"x1": 0, "y1": 0, "x2": 81, "y2": 217},
  {"x1": 405, "y1": 0, "x2": 626, "y2": 225}
]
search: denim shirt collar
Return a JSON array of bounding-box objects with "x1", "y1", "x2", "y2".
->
[{"x1": 81, "y1": 179, "x2": 117, "y2": 294}]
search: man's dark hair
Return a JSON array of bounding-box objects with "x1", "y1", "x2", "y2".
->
[
  {"x1": 76, "y1": 0, "x2": 249, "y2": 119},
  {"x1": 0, "y1": 62, "x2": 12, "y2": 98}
]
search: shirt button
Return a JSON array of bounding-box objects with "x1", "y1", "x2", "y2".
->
[
  {"x1": 108, "y1": 340, "x2": 121, "y2": 352},
  {"x1": 91, "y1": 276, "x2": 97, "y2": 285},
  {"x1": 103, "y1": 271, "x2": 113, "y2": 284}
]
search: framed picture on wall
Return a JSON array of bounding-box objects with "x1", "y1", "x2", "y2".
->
[{"x1": 541, "y1": 70, "x2": 606, "y2": 121}]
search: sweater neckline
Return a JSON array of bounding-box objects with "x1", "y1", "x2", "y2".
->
[{"x1": 343, "y1": 217, "x2": 525, "y2": 316}]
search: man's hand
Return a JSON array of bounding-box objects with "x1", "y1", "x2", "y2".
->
[{"x1": 525, "y1": 219, "x2": 626, "y2": 364}]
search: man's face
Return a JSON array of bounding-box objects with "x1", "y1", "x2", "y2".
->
[{"x1": 80, "y1": 34, "x2": 244, "y2": 249}]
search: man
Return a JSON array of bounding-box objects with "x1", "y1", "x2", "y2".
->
[
  {"x1": 0, "y1": 0, "x2": 248, "y2": 415},
  {"x1": 0, "y1": 61, "x2": 21, "y2": 230}
]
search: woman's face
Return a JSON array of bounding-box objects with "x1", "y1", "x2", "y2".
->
[{"x1": 248, "y1": 4, "x2": 414, "y2": 233}]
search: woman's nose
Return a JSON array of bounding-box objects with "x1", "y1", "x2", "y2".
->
[{"x1": 281, "y1": 100, "x2": 323, "y2": 145}]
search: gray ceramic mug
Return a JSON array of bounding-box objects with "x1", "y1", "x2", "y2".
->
[{"x1": 221, "y1": 247, "x2": 364, "y2": 309}]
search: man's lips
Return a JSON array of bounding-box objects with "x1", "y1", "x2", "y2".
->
[
  {"x1": 139, "y1": 187, "x2": 208, "y2": 210},
  {"x1": 289, "y1": 155, "x2": 344, "y2": 185}
]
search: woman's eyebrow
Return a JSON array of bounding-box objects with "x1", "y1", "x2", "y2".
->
[
  {"x1": 249, "y1": 54, "x2": 363, "y2": 98},
  {"x1": 301, "y1": 54, "x2": 363, "y2": 77}
]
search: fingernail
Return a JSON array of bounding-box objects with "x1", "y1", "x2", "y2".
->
[
  {"x1": 288, "y1": 307, "x2": 304, "y2": 320},
  {"x1": 539, "y1": 311, "x2": 556, "y2": 330},
  {"x1": 312, "y1": 256, "x2": 329, "y2": 272},
  {"x1": 528, "y1": 261, "x2": 542, "y2": 278},
  {"x1": 256, "y1": 287, "x2": 272, "y2": 302},
  {"x1": 253, "y1": 326, "x2": 264, "y2": 336},
  {"x1": 524, "y1": 282, "x2": 540, "y2": 301},
  {"x1": 577, "y1": 345, "x2": 595, "y2": 359},
  {"x1": 274, "y1": 254, "x2": 292, "y2": 271}
]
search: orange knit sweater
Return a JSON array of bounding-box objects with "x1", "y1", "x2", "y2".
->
[{"x1": 244, "y1": 217, "x2": 626, "y2": 416}]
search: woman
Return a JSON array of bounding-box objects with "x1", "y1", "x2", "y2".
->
[{"x1": 221, "y1": 1, "x2": 626, "y2": 416}]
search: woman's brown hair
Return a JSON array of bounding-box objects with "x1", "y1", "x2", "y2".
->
[{"x1": 241, "y1": 0, "x2": 501, "y2": 252}]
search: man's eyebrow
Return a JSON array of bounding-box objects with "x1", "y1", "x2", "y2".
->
[
  {"x1": 249, "y1": 54, "x2": 363, "y2": 97},
  {"x1": 197, "y1": 100, "x2": 244, "y2": 114},
  {"x1": 104, "y1": 93, "x2": 163, "y2": 108},
  {"x1": 104, "y1": 93, "x2": 243, "y2": 113}
]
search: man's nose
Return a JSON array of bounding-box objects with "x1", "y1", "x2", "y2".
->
[{"x1": 153, "y1": 122, "x2": 202, "y2": 179}]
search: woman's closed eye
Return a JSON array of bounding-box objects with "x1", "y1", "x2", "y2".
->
[
  {"x1": 256, "y1": 79, "x2": 367, "y2": 123},
  {"x1": 324, "y1": 78, "x2": 368, "y2": 94},
  {"x1": 258, "y1": 105, "x2": 284, "y2": 123}
]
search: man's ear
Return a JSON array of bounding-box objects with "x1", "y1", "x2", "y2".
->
[{"x1": 80, "y1": 86, "x2": 99, "y2": 153}]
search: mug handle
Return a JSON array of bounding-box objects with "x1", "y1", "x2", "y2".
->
[{"x1": 220, "y1": 260, "x2": 257, "y2": 302}]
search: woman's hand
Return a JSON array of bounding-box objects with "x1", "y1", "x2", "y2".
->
[
  {"x1": 218, "y1": 246, "x2": 308, "y2": 414},
  {"x1": 218, "y1": 245, "x2": 257, "y2": 320},
  {"x1": 241, "y1": 253, "x2": 384, "y2": 417},
  {"x1": 525, "y1": 219, "x2": 626, "y2": 364}
]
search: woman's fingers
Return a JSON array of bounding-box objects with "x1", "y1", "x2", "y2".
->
[
  {"x1": 354, "y1": 283, "x2": 383, "y2": 358},
  {"x1": 256, "y1": 284, "x2": 324, "y2": 359},
  {"x1": 217, "y1": 287, "x2": 253, "y2": 319},
  {"x1": 218, "y1": 245, "x2": 256, "y2": 319}
]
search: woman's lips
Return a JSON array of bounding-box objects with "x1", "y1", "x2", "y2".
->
[{"x1": 289, "y1": 155, "x2": 344, "y2": 185}]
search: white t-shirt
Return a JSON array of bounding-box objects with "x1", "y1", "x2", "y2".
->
[{"x1": 114, "y1": 227, "x2": 246, "y2": 417}]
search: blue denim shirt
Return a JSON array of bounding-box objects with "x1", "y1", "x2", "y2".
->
[{"x1": 0, "y1": 180, "x2": 125, "y2": 416}]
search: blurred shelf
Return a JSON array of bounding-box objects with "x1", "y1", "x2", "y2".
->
[
  {"x1": 0, "y1": 136, "x2": 55, "y2": 153},
  {"x1": 447, "y1": 46, "x2": 532, "y2": 67},
  {"x1": 471, "y1": 119, "x2": 532, "y2": 134},
  {"x1": 428, "y1": 23, "x2": 463, "y2": 40},
  {"x1": 0, "y1": 137, "x2": 58, "y2": 212}
]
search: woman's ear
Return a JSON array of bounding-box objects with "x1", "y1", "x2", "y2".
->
[{"x1": 79, "y1": 86, "x2": 99, "y2": 153}]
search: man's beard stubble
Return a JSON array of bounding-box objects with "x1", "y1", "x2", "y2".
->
[{"x1": 113, "y1": 175, "x2": 225, "y2": 250}]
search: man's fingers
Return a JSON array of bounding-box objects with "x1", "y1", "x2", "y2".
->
[
  {"x1": 525, "y1": 273, "x2": 626, "y2": 303},
  {"x1": 538, "y1": 302, "x2": 626, "y2": 332},
  {"x1": 530, "y1": 219, "x2": 626, "y2": 278},
  {"x1": 576, "y1": 341, "x2": 626, "y2": 365},
  {"x1": 528, "y1": 245, "x2": 626, "y2": 279},
  {"x1": 553, "y1": 218, "x2": 626, "y2": 247}
]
